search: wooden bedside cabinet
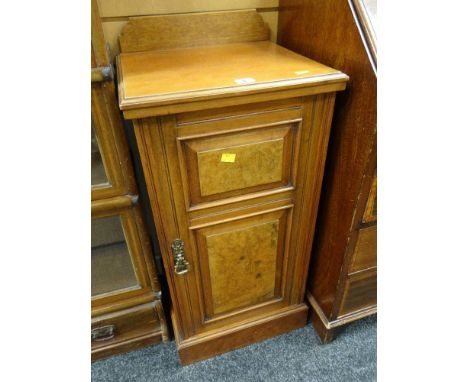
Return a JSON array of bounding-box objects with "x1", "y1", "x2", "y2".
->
[{"x1": 116, "y1": 10, "x2": 348, "y2": 364}]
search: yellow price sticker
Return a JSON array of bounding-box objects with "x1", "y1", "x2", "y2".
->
[{"x1": 221, "y1": 153, "x2": 236, "y2": 163}]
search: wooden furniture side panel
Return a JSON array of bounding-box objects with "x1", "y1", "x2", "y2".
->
[
  {"x1": 349, "y1": 225, "x2": 377, "y2": 273},
  {"x1": 133, "y1": 117, "x2": 199, "y2": 339},
  {"x1": 278, "y1": 0, "x2": 377, "y2": 318},
  {"x1": 119, "y1": 10, "x2": 270, "y2": 53},
  {"x1": 287, "y1": 93, "x2": 337, "y2": 305}
]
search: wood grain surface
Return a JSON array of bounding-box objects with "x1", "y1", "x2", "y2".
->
[
  {"x1": 349, "y1": 225, "x2": 377, "y2": 273},
  {"x1": 117, "y1": 41, "x2": 347, "y2": 113},
  {"x1": 363, "y1": 173, "x2": 377, "y2": 223},
  {"x1": 339, "y1": 269, "x2": 377, "y2": 316},
  {"x1": 98, "y1": 0, "x2": 279, "y2": 18},
  {"x1": 101, "y1": 7, "x2": 279, "y2": 61},
  {"x1": 119, "y1": 10, "x2": 270, "y2": 53}
]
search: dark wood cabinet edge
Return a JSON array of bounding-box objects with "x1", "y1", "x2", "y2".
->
[
  {"x1": 329, "y1": 138, "x2": 376, "y2": 319},
  {"x1": 307, "y1": 291, "x2": 376, "y2": 343},
  {"x1": 349, "y1": 0, "x2": 377, "y2": 70}
]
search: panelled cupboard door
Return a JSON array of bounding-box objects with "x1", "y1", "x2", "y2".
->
[{"x1": 133, "y1": 95, "x2": 337, "y2": 342}]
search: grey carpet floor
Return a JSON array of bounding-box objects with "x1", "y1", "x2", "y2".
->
[{"x1": 92, "y1": 315, "x2": 376, "y2": 382}]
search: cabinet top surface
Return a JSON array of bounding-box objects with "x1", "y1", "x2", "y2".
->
[{"x1": 117, "y1": 41, "x2": 348, "y2": 112}]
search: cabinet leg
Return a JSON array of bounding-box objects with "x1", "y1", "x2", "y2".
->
[
  {"x1": 155, "y1": 299, "x2": 170, "y2": 342},
  {"x1": 311, "y1": 310, "x2": 335, "y2": 344}
]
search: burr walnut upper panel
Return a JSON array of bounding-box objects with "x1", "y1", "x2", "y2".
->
[
  {"x1": 180, "y1": 123, "x2": 298, "y2": 206},
  {"x1": 198, "y1": 139, "x2": 284, "y2": 196}
]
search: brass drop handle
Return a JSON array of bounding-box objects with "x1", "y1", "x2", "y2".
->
[
  {"x1": 172, "y1": 238, "x2": 190, "y2": 275},
  {"x1": 91, "y1": 325, "x2": 116, "y2": 342}
]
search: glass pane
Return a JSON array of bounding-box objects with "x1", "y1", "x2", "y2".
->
[
  {"x1": 91, "y1": 215, "x2": 138, "y2": 296},
  {"x1": 91, "y1": 119, "x2": 110, "y2": 186}
]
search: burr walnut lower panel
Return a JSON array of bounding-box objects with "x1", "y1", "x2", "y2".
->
[
  {"x1": 194, "y1": 209, "x2": 288, "y2": 317},
  {"x1": 175, "y1": 304, "x2": 308, "y2": 365}
]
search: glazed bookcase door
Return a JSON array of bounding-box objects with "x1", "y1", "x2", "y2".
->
[
  {"x1": 91, "y1": 48, "x2": 133, "y2": 201},
  {"x1": 90, "y1": 0, "x2": 168, "y2": 359},
  {"x1": 92, "y1": 214, "x2": 139, "y2": 296},
  {"x1": 91, "y1": 202, "x2": 154, "y2": 316},
  {"x1": 91, "y1": 119, "x2": 110, "y2": 186}
]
